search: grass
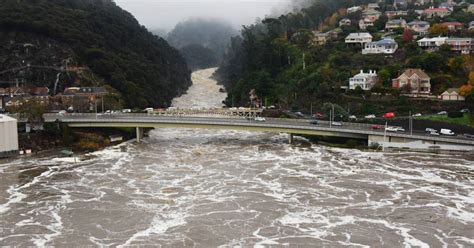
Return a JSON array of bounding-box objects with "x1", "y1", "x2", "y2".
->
[{"x1": 418, "y1": 114, "x2": 474, "y2": 128}]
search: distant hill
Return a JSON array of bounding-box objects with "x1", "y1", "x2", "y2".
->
[
  {"x1": 0, "y1": 0, "x2": 191, "y2": 108},
  {"x1": 166, "y1": 18, "x2": 238, "y2": 69}
]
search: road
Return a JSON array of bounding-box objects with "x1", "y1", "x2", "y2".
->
[{"x1": 43, "y1": 113, "x2": 474, "y2": 146}]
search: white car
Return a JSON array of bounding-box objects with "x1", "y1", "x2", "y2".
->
[
  {"x1": 385, "y1": 126, "x2": 398, "y2": 132},
  {"x1": 365, "y1": 114, "x2": 376, "y2": 119},
  {"x1": 425, "y1": 128, "x2": 436, "y2": 133},
  {"x1": 122, "y1": 109, "x2": 132, "y2": 113},
  {"x1": 348, "y1": 115, "x2": 357, "y2": 120},
  {"x1": 254, "y1": 117, "x2": 266, "y2": 122},
  {"x1": 429, "y1": 131, "x2": 440, "y2": 136},
  {"x1": 331, "y1": 122, "x2": 342, "y2": 126},
  {"x1": 437, "y1": 111, "x2": 447, "y2": 115},
  {"x1": 412, "y1": 113, "x2": 422, "y2": 117},
  {"x1": 440, "y1": 129, "x2": 455, "y2": 136},
  {"x1": 395, "y1": 127, "x2": 405, "y2": 132}
]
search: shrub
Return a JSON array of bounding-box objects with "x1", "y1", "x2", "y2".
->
[{"x1": 448, "y1": 111, "x2": 463, "y2": 118}]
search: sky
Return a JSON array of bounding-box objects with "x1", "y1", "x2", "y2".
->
[{"x1": 114, "y1": 0, "x2": 293, "y2": 31}]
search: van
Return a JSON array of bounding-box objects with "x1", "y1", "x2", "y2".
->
[{"x1": 440, "y1": 129, "x2": 455, "y2": 136}]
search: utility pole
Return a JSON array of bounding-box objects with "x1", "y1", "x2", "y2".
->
[
  {"x1": 409, "y1": 111, "x2": 413, "y2": 135},
  {"x1": 302, "y1": 52, "x2": 306, "y2": 70}
]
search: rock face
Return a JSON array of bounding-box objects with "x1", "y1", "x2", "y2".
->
[{"x1": 0, "y1": 0, "x2": 192, "y2": 108}]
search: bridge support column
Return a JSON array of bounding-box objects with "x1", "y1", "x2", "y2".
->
[
  {"x1": 136, "y1": 127, "x2": 144, "y2": 143},
  {"x1": 288, "y1": 133, "x2": 294, "y2": 144}
]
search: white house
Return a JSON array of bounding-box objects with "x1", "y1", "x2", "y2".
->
[
  {"x1": 359, "y1": 18, "x2": 376, "y2": 30},
  {"x1": 339, "y1": 18, "x2": 351, "y2": 26},
  {"x1": 439, "y1": 88, "x2": 465, "y2": 101},
  {"x1": 347, "y1": 6, "x2": 363, "y2": 13},
  {"x1": 385, "y1": 18, "x2": 407, "y2": 30},
  {"x1": 417, "y1": 37, "x2": 448, "y2": 51},
  {"x1": 349, "y1": 70, "x2": 378, "y2": 90},
  {"x1": 345, "y1": 32, "x2": 373, "y2": 45},
  {"x1": 362, "y1": 39, "x2": 398, "y2": 54}
]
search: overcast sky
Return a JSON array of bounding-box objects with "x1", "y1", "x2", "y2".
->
[{"x1": 114, "y1": 0, "x2": 292, "y2": 31}]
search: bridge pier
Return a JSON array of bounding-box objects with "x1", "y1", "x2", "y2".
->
[
  {"x1": 288, "y1": 133, "x2": 294, "y2": 144},
  {"x1": 136, "y1": 127, "x2": 144, "y2": 143}
]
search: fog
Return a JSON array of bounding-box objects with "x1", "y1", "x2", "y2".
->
[{"x1": 114, "y1": 0, "x2": 312, "y2": 32}]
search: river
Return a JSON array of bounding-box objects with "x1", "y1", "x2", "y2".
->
[{"x1": 1, "y1": 68, "x2": 473, "y2": 247}]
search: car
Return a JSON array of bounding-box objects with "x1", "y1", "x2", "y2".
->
[
  {"x1": 144, "y1": 107, "x2": 154, "y2": 112},
  {"x1": 425, "y1": 128, "x2": 436, "y2": 133},
  {"x1": 437, "y1": 111, "x2": 448, "y2": 115},
  {"x1": 348, "y1": 115, "x2": 357, "y2": 120},
  {"x1": 395, "y1": 127, "x2": 405, "y2": 132},
  {"x1": 429, "y1": 131, "x2": 440, "y2": 136},
  {"x1": 122, "y1": 109, "x2": 132, "y2": 113},
  {"x1": 383, "y1": 112, "x2": 395, "y2": 118},
  {"x1": 412, "y1": 113, "x2": 422, "y2": 117},
  {"x1": 58, "y1": 110, "x2": 67, "y2": 116},
  {"x1": 371, "y1": 124, "x2": 381, "y2": 130},
  {"x1": 460, "y1": 109, "x2": 470, "y2": 113},
  {"x1": 312, "y1": 112, "x2": 324, "y2": 119},
  {"x1": 295, "y1": 112, "x2": 304, "y2": 117},
  {"x1": 385, "y1": 126, "x2": 398, "y2": 132},
  {"x1": 254, "y1": 117, "x2": 266, "y2": 122},
  {"x1": 463, "y1": 133, "x2": 474, "y2": 139},
  {"x1": 309, "y1": 120, "x2": 318, "y2": 125},
  {"x1": 365, "y1": 114, "x2": 376, "y2": 119},
  {"x1": 440, "y1": 129, "x2": 455, "y2": 136},
  {"x1": 331, "y1": 122, "x2": 342, "y2": 126}
]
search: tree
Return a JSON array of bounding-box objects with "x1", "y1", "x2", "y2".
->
[
  {"x1": 459, "y1": 85, "x2": 473, "y2": 97},
  {"x1": 402, "y1": 29, "x2": 413, "y2": 43},
  {"x1": 428, "y1": 24, "x2": 449, "y2": 36}
]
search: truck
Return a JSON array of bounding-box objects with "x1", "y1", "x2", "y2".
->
[{"x1": 440, "y1": 129, "x2": 455, "y2": 136}]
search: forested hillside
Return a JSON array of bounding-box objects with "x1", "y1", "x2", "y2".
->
[
  {"x1": 217, "y1": 0, "x2": 474, "y2": 115},
  {"x1": 0, "y1": 0, "x2": 191, "y2": 108}
]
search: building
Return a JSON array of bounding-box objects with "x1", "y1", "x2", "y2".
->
[
  {"x1": 0, "y1": 115, "x2": 18, "y2": 158},
  {"x1": 408, "y1": 20, "x2": 430, "y2": 35},
  {"x1": 64, "y1": 87, "x2": 107, "y2": 101},
  {"x1": 423, "y1": 7, "x2": 451, "y2": 18},
  {"x1": 439, "y1": 88, "x2": 465, "y2": 101},
  {"x1": 367, "y1": 3, "x2": 380, "y2": 10},
  {"x1": 349, "y1": 70, "x2": 378, "y2": 90},
  {"x1": 445, "y1": 38, "x2": 473, "y2": 54},
  {"x1": 339, "y1": 18, "x2": 351, "y2": 26},
  {"x1": 439, "y1": 1, "x2": 455, "y2": 10},
  {"x1": 393, "y1": 0, "x2": 408, "y2": 9},
  {"x1": 417, "y1": 36, "x2": 448, "y2": 51},
  {"x1": 359, "y1": 18, "x2": 376, "y2": 30},
  {"x1": 469, "y1": 21, "x2": 474, "y2": 30},
  {"x1": 392, "y1": 68, "x2": 431, "y2": 94},
  {"x1": 345, "y1": 32, "x2": 373, "y2": 45},
  {"x1": 362, "y1": 9, "x2": 382, "y2": 20},
  {"x1": 386, "y1": 10, "x2": 408, "y2": 19},
  {"x1": 468, "y1": 4, "x2": 474, "y2": 13},
  {"x1": 362, "y1": 39, "x2": 398, "y2": 54},
  {"x1": 347, "y1": 6, "x2": 363, "y2": 13},
  {"x1": 440, "y1": 22, "x2": 464, "y2": 31},
  {"x1": 385, "y1": 19, "x2": 407, "y2": 30}
]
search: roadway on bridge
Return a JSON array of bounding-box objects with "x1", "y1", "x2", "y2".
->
[{"x1": 44, "y1": 113, "x2": 474, "y2": 145}]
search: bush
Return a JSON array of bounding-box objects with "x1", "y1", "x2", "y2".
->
[{"x1": 448, "y1": 111, "x2": 463, "y2": 118}]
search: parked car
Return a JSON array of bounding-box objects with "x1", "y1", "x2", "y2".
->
[
  {"x1": 254, "y1": 117, "x2": 266, "y2": 122},
  {"x1": 463, "y1": 133, "x2": 474, "y2": 139},
  {"x1": 122, "y1": 109, "x2": 132, "y2": 113},
  {"x1": 425, "y1": 128, "x2": 436, "y2": 133},
  {"x1": 58, "y1": 110, "x2": 67, "y2": 116},
  {"x1": 460, "y1": 109, "x2": 470, "y2": 113},
  {"x1": 430, "y1": 131, "x2": 440, "y2": 136},
  {"x1": 412, "y1": 113, "x2": 422, "y2": 117},
  {"x1": 440, "y1": 129, "x2": 455, "y2": 136},
  {"x1": 437, "y1": 111, "x2": 448, "y2": 115},
  {"x1": 295, "y1": 112, "x2": 304, "y2": 117},
  {"x1": 371, "y1": 124, "x2": 381, "y2": 130},
  {"x1": 383, "y1": 112, "x2": 395, "y2": 118},
  {"x1": 348, "y1": 115, "x2": 357, "y2": 120},
  {"x1": 309, "y1": 120, "x2": 319, "y2": 125},
  {"x1": 331, "y1": 122, "x2": 342, "y2": 126},
  {"x1": 365, "y1": 114, "x2": 376, "y2": 119},
  {"x1": 313, "y1": 112, "x2": 324, "y2": 119}
]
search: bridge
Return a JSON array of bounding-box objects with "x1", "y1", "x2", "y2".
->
[{"x1": 44, "y1": 113, "x2": 474, "y2": 152}]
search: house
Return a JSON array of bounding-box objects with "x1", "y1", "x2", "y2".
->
[
  {"x1": 345, "y1": 32, "x2": 373, "y2": 45},
  {"x1": 362, "y1": 39, "x2": 398, "y2": 54},
  {"x1": 64, "y1": 87, "x2": 107, "y2": 99},
  {"x1": 469, "y1": 21, "x2": 474, "y2": 30},
  {"x1": 312, "y1": 32, "x2": 330, "y2": 45},
  {"x1": 362, "y1": 9, "x2": 382, "y2": 20},
  {"x1": 28, "y1": 86, "x2": 50, "y2": 106},
  {"x1": 445, "y1": 38, "x2": 473, "y2": 54},
  {"x1": 407, "y1": 20, "x2": 430, "y2": 35},
  {"x1": 339, "y1": 18, "x2": 351, "y2": 27},
  {"x1": 440, "y1": 22, "x2": 464, "y2": 31},
  {"x1": 367, "y1": 3, "x2": 380, "y2": 10},
  {"x1": 417, "y1": 36, "x2": 448, "y2": 51},
  {"x1": 385, "y1": 10, "x2": 408, "y2": 19},
  {"x1": 347, "y1": 6, "x2": 363, "y2": 13},
  {"x1": 385, "y1": 19, "x2": 407, "y2": 30},
  {"x1": 439, "y1": 88, "x2": 465, "y2": 101},
  {"x1": 413, "y1": 0, "x2": 433, "y2": 5},
  {"x1": 359, "y1": 18, "x2": 376, "y2": 30},
  {"x1": 392, "y1": 69, "x2": 431, "y2": 94},
  {"x1": 423, "y1": 7, "x2": 451, "y2": 18},
  {"x1": 468, "y1": 4, "x2": 474, "y2": 13},
  {"x1": 349, "y1": 70, "x2": 378, "y2": 90},
  {"x1": 439, "y1": 1, "x2": 455, "y2": 10},
  {"x1": 393, "y1": 0, "x2": 408, "y2": 9}
]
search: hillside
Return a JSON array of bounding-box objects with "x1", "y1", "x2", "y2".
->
[
  {"x1": 0, "y1": 0, "x2": 191, "y2": 108},
  {"x1": 217, "y1": 0, "x2": 474, "y2": 116}
]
